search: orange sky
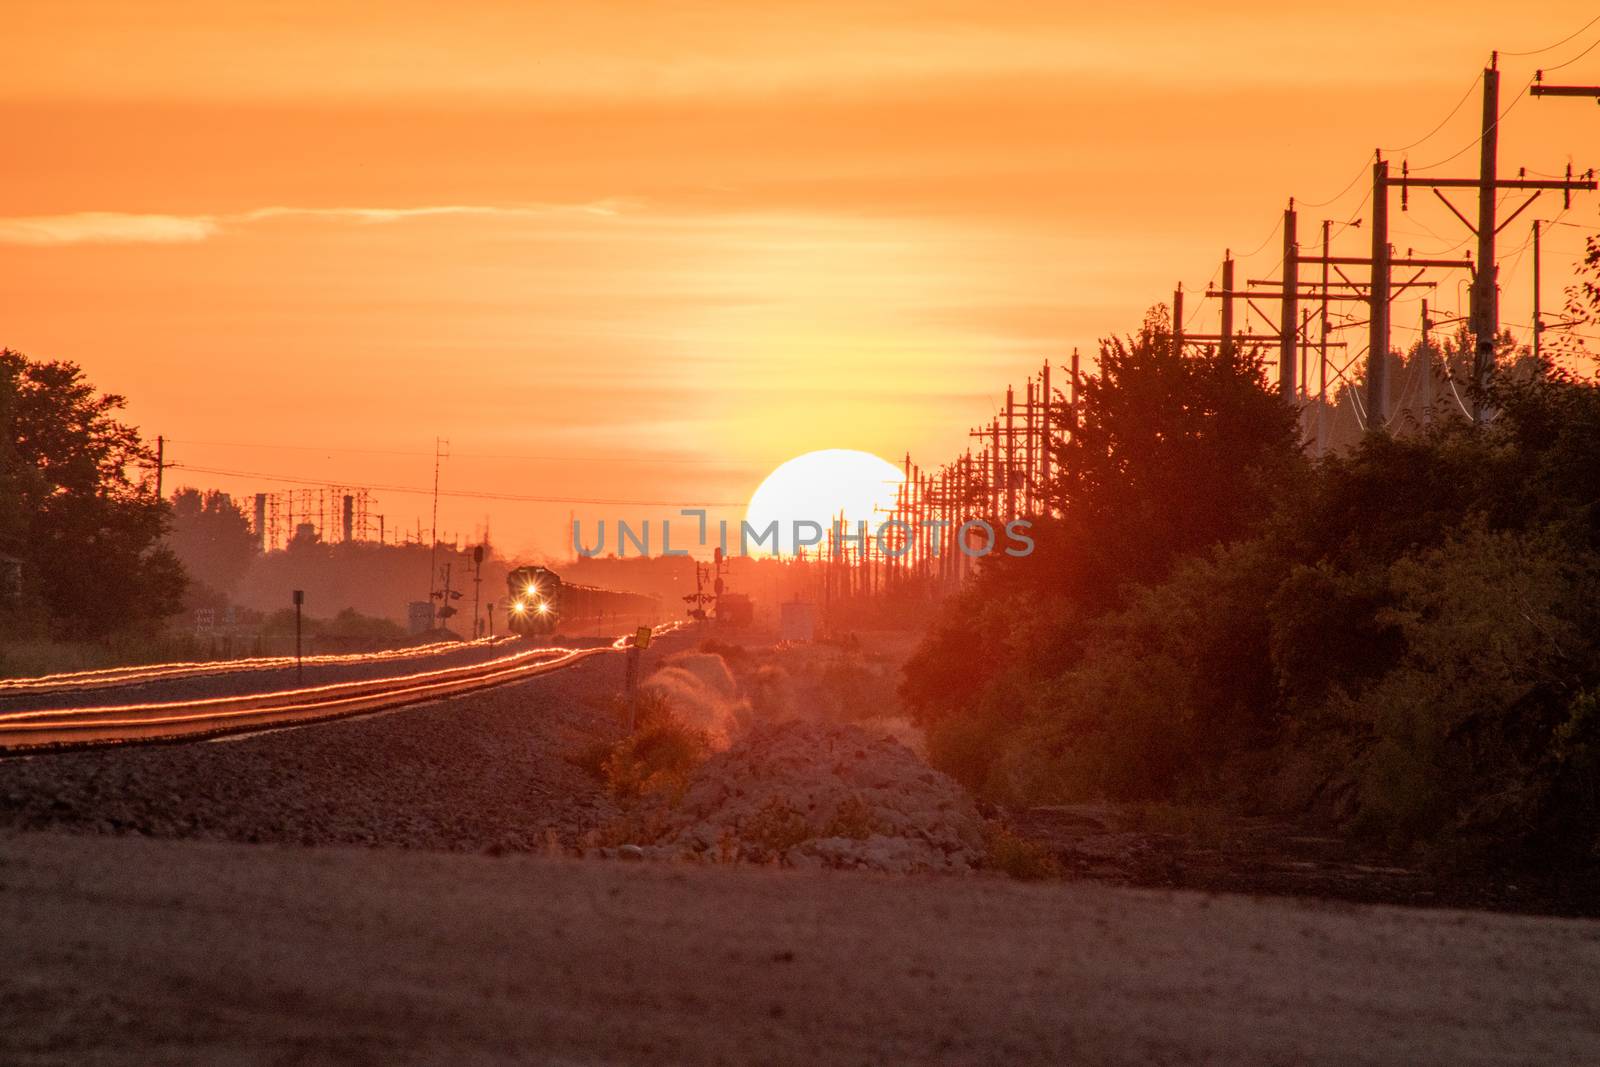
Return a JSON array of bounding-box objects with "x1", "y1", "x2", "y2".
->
[{"x1": 5, "y1": 2, "x2": 1600, "y2": 557}]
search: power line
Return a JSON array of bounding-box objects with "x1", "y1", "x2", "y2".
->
[
  {"x1": 1502, "y1": 13, "x2": 1600, "y2": 57},
  {"x1": 1382, "y1": 70, "x2": 1483, "y2": 154},
  {"x1": 1412, "y1": 75, "x2": 1530, "y2": 173},
  {"x1": 164, "y1": 438, "x2": 735, "y2": 467},
  {"x1": 167, "y1": 463, "x2": 745, "y2": 508},
  {"x1": 1541, "y1": 34, "x2": 1600, "y2": 74},
  {"x1": 1300, "y1": 159, "x2": 1370, "y2": 209}
]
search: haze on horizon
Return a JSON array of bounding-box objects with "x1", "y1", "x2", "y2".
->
[{"x1": 5, "y1": 1, "x2": 1599, "y2": 556}]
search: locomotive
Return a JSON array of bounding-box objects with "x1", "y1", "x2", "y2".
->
[{"x1": 504, "y1": 565, "x2": 658, "y2": 636}]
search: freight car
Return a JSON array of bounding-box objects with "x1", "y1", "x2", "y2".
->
[{"x1": 504, "y1": 565, "x2": 658, "y2": 636}]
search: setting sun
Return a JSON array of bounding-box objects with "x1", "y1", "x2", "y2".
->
[{"x1": 745, "y1": 449, "x2": 905, "y2": 554}]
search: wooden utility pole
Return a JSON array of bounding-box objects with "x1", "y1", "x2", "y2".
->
[
  {"x1": 292, "y1": 589, "x2": 304, "y2": 681},
  {"x1": 1070, "y1": 349, "x2": 1080, "y2": 432},
  {"x1": 1319, "y1": 220, "x2": 1330, "y2": 453},
  {"x1": 1533, "y1": 219, "x2": 1542, "y2": 360},
  {"x1": 1039, "y1": 359, "x2": 1052, "y2": 512},
  {"x1": 1024, "y1": 378, "x2": 1036, "y2": 514},
  {"x1": 1420, "y1": 300, "x2": 1434, "y2": 426},
  {"x1": 989, "y1": 421, "x2": 999, "y2": 517},
  {"x1": 1004, "y1": 388, "x2": 1016, "y2": 520},
  {"x1": 1386, "y1": 59, "x2": 1593, "y2": 421},
  {"x1": 153, "y1": 435, "x2": 165, "y2": 500},
  {"x1": 1472, "y1": 60, "x2": 1500, "y2": 422},
  {"x1": 1299, "y1": 309, "x2": 1310, "y2": 401},
  {"x1": 1369, "y1": 156, "x2": 1391, "y2": 427},
  {"x1": 1280, "y1": 204, "x2": 1299, "y2": 400},
  {"x1": 1172, "y1": 285, "x2": 1185, "y2": 355},
  {"x1": 1219, "y1": 255, "x2": 1235, "y2": 359}
]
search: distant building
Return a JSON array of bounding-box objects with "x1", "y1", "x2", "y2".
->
[{"x1": 779, "y1": 601, "x2": 816, "y2": 643}]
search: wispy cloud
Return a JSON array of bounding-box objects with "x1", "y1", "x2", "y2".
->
[
  {"x1": 0, "y1": 201, "x2": 631, "y2": 246},
  {"x1": 0, "y1": 212, "x2": 220, "y2": 245}
]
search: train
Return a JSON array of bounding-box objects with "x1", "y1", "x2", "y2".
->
[{"x1": 504, "y1": 565, "x2": 659, "y2": 636}]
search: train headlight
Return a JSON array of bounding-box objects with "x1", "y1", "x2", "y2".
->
[
  {"x1": 536, "y1": 601, "x2": 550, "y2": 614},
  {"x1": 511, "y1": 600, "x2": 526, "y2": 614},
  {"x1": 525, "y1": 583, "x2": 537, "y2": 596}
]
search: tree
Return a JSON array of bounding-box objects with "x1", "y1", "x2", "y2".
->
[
  {"x1": 903, "y1": 307, "x2": 1302, "y2": 793},
  {"x1": 168, "y1": 488, "x2": 257, "y2": 596},
  {"x1": 1047, "y1": 305, "x2": 1302, "y2": 606},
  {"x1": 0, "y1": 349, "x2": 184, "y2": 638}
]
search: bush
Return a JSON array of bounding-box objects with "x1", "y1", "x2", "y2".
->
[
  {"x1": 904, "y1": 320, "x2": 1600, "y2": 878},
  {"x1": 601, "y1": 714, "x2": 711, "y2": 801},
  {"x1": 983, "y1": 826, "x2": 1060, "y2": 881}
]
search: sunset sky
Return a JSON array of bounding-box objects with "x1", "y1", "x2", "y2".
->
[{"x1": 6, "y1": 2, "x2": 1600, "y2": 557}]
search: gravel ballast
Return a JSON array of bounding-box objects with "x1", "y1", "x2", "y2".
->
[{"x1": 0, "y1": 638, "x2": 682, "y2": 851}]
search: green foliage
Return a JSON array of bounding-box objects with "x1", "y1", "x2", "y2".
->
[
  {"x1": 1050, "y1": 309, "x2": 1303, "y2": 604},
  {"x1": 906, "y1": 310, "x2": 1600, "y2": 873},
  {"x1": 0, "y1": 350, "x2": 183, "y2": 639},
  {"x1": 1338, "y1": 522, "x2": 1600, "y2": 850}
]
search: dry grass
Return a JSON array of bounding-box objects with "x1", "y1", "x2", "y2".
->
[{"x1": 983, "y1": 825, "x2": 1061, "y2": 881}]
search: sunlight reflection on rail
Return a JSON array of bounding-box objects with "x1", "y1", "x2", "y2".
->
[{"x1": 0, "y1": 636, "x2": 508, "y2": 694}]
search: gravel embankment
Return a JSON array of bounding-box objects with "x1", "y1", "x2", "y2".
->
[
  {"x1": 0, "y1": 636, "x2": 684, "y2": 850},
  {"x1": 614, "y1": 719, "x2": 986, "y2": 872}
]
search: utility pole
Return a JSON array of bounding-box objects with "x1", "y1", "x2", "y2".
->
[
  {"x1": 1172, "y1": 284, "x2": 1185, "y2": 355},
  {"x1": 153, "y1": 435, "x2": 165, "y2": 500},
  {"x1": 1024, "y1": 378, "x2": 1036, "y2": 514},
  {"x1": 1004, "y1": 385, "x2": 1016, "y2": 520},
  {"x1": 1387, "y1": 58, "x2": 1594, "y2": 422},
  {"x1": 1472, "y1": 59, "x2": 1500, "y2": 421},
  {"x1": 472, "y1": 543, "x2": 484, "y2": 639},
  {"x1": 1370, "y1": 156, "x2": 1391, "y2": 427},
  {"x1": 1220, "y1": 254, "x2": 1235, "y2": 359},
  {"x1": 1319, "y1": 221, "x2": 1330, "y2": 454},
  {"x1": 428, "y1": 438, "x2": 448, "y2": 620},
  {"x1": 1280, "y1": 203, "x2": 1299, "y2": 400},
  {"x1": 1070, "y1": 349, "x2": 1080, "y2": 432},
  {"x1": 989, "y1": 419, "x2": 1000, "y2": 518},
  {"x1": 1420, "y1": 300, "x2": 1433, "y2": 426},
  {"x1": 1039, "y1": 359, "x2": 1052, "y2": 513},
  {"x1": 292, "y1": 589, "x2": 304, "y2": 682},
  {"x1": 1533, "y1": 219, "x2": 1542, "y2": 361}
]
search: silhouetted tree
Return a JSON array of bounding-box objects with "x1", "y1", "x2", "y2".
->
[
  {"x1": 0, "y1": 349, "x2": 183, "y2": 638},
  {"x1": 168, "y1": 488, "x2": 257, "y2": 596},
  {"x1": 1042, "y1": 305, "x2": 1302, "y2": 608}
]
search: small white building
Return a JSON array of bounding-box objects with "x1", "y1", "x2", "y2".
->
[{"x1": 779, "y1": 601, "x2": 816, "y2": 643}]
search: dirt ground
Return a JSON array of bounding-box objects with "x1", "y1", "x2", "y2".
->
[{"x1": 4, "y1": 830, "x2": 1599, "y2": 1066}]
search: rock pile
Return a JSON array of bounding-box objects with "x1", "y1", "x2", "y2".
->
[{"x1": 605, "y1": 719, "x2": 984, "y2": 873}]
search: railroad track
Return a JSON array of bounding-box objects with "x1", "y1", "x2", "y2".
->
[
  {"x1": 0, "y1": 636, "x2": 508, "y2": 697},
  {"x1": 0, "y1": 628, "x2": 670, "y2": 753}
]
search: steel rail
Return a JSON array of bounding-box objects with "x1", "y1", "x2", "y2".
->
[
  {"x1": 0, "y1": 624, "x2": 675, "y2": 753},
  {"x1": 0, "y1": 636, "x2": 510, "y2": 696}
]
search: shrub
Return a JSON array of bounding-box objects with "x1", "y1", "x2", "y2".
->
[
  {"x1": 601, "y1": 713, "x2": 712, "y2": 801},
  {"x1": 984, "y1": 826, "x2": 1060, "y2": 881}
]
